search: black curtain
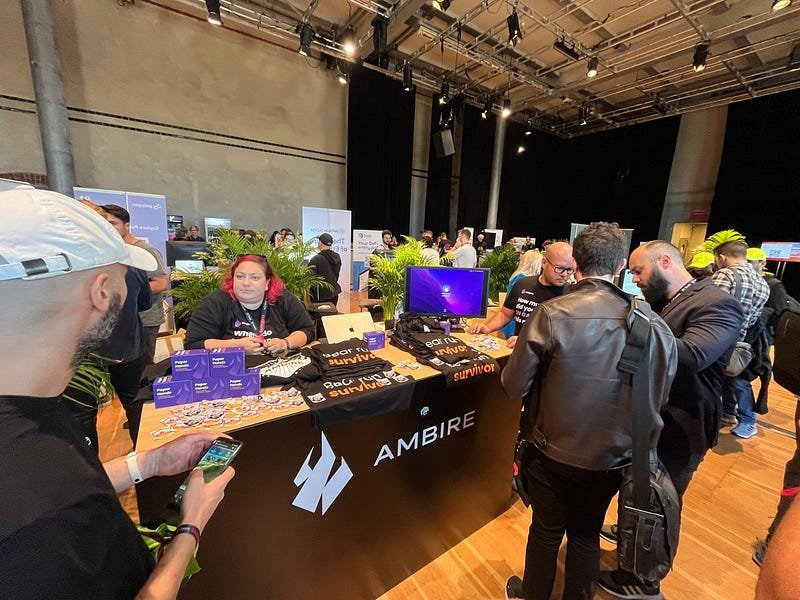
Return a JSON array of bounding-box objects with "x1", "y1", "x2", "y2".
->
[
  {"x1": 347, "y1": 65, "x2": 415, "y2": 236},
  {"x1": 496, "y1": 116, "x2": 680, "y2": 246},
  {"x1": 457, "y1": 105, "x2": 496, "y2": 232},
  {"x1": 709, "y1": 88, "x2": 800, "y2": 297},
  {"x1": 424, "y1": 97, "x2": 453, "y2": 236}
]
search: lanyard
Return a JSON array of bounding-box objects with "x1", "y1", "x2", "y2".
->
[
  {"x1": 240, "y1": 299, "x2": 268, "y2": 339},
  {"x1": 665, "y1": 278, "x2": 695, "y2": 309}
]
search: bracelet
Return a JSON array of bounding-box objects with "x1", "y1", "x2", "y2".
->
[
  {"x1": 174, "y1": 524, "x2": 201, "y2": 547},
  {"x1": 284, "y1": 338, "x2": 291, "y2": 351},
  {"x1": 125, "y1": 452, "x2": 143, "y2": 484}
]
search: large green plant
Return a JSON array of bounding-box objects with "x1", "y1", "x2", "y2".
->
[
  {"x1": 171, "y1": 228, "x2": 331, "y2": 319},
  {"x1": 369, "y1": 237, "x2": 436, "y2": 322},
  {"x1": 482, "y1": 244, "x2": 520, "y2": 301},
  {"x1": 62, "y1": 355, "x2": 113, "y2": 408}
]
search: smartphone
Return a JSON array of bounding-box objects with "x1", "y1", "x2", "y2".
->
[{"x1": 172, "y1": 438, "x2": 242, "y2": 507}]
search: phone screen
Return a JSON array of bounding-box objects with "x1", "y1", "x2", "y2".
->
[{"x1": 172, "y1": 438, "x2": 242, "y2": 507}]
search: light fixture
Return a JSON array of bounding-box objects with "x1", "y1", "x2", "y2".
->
[
  {"x1": 298, "y1": 23, "x2": 315, "y2": 56},
  {"x1": 439, "y1": 81, "x2": 449, "y2": 105},
  {"x1": 692, "y1": 43, "x2": 708, "y2": 72},
  {"x1": 579, "y1": 104, "x2": 589, "y2": 126},
  {"x1": 587, "y1": 56, "x2": 598, "y2": 78},
  {"x1": 517, "y1": 144, "x2": 526, "y2": 154},
  {"x1": 507, "y1": 10, "x2": 522, "y2": 47},
  {"x1": 501, "y1": 96, "x2": 511, "y2": 118},
  {"x1": 772, "y1": 0, "x2": 792, "y2": 11},
  {"x1": 337, "y1": 71, "x2": 349, "y2": 85},
  {"x1": 553, "y1": 38, "x2": 581, "y2": 61},
  {"x1": 525, "y1": 119, "x2": 532, "y2": 135},
  {"x1": 205, "y1": 0, "x2": 222, "y2": 26},
  {"x1": 433, "y1": 0, "x2": 452, "y2": 10},
  {"x1": 341, "y1": 25, "x2": 357, "y2": 57},
  {"x1": 481, "y1": 97, "x2": 493, "y2": 119},
  {"x1": 653, "y1": 98, "x2": 669, "y2": 115},
  {"x1": 403, "y1": 63, "x2": 414, "y2": 92}
]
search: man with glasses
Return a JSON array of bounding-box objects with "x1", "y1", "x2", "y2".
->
[{"x1": 470, "y1": 242, "x2": 572, "y2": 348}]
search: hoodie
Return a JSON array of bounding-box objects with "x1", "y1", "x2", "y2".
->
[{"x1": 309, "y1": 249, "x2": 342, "y2": 302}]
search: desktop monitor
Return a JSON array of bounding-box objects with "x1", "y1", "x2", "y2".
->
[
  {"x1": 404, "y1": 266, "x2": 490, "y2": 318},
  {"x1": 165, "y1": 240, "x2": 210, "y2": 267}
]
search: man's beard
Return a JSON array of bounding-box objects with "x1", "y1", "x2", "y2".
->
[
  {"x1": 69, "y1": 292, "x2": 123, "y2": 369},
  {"x1": 640, "y1": 269, "x2": 670, "y2": 305}
]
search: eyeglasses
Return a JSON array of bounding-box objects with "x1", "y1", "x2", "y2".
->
[{"x1": 546, "y1": 261, "x2": 574, "y2": 275}]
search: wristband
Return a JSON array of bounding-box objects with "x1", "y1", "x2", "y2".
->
[
  {"x1": 125, "y1": 452, "x2": 143, "y2": 484},
  {"x1": 174, "y1": 524, "x2": 201, "y2": 547},
  {"x1": 284, "y1": 338, "x2": 291, "y2": 351}
]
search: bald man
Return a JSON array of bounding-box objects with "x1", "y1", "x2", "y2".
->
[
  {"x1": 598, "y1": 240, "x2": 744, "y2": 599},
  {"x1": 470, "y1": 241, "x2": 572, "y2": 348}
]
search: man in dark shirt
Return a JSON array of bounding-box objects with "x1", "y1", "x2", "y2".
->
[
  {"x1": 469, "y1": 241, "x2": 572, "y2": 348},
  {"x1": 186, "y1": 224, "x2": 205, "y2": 241},
  {"x1": 0, "y1": 189, "x2": 235, "y2": 600},
  {"x1": 309, "y1": 232, "x2": 342, "y2": 306}
]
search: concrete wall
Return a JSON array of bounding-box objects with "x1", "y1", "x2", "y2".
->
[{"x1": 0, "y1": 0, "x2": 347, "y2": 232}]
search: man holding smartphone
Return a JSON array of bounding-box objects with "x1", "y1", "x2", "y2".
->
[{"x1": 0, "y1": 189, "x2": 236, "y2": 600}]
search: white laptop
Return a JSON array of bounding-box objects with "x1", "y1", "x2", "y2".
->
[{"x1": 322, "y1": 312, "x2": 377, "y2": 343}]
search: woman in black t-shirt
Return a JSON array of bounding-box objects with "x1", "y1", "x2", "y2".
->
[{"x1": 185, "y1": 255, "x2": 315, "y2": 356}]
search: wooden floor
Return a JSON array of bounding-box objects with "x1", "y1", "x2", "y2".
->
[{"x1": 98, "y1": 290, "x2": 797, "y2": 599}]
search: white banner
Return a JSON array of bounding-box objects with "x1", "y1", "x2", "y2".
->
[
  {"x1": 352, "y1": 229, "x2": 383, "y2": 291},
  {"x1": 302, "y1": 207, "x2": 352, "y2": 294}
]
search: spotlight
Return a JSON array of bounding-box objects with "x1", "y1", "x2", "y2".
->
[
  {"x1": 205, "y1": 0, "x2": 222, "y2": 25},
  {"x1": 507, "y1": 10, "x2": 522, "y2": 47},
  {"x1": 653, "y1": 99, "x2": 669, "y2": 115},
  {"x1": 587, "y1": 57, "x2": 598, "y2": 78},
  {"x1": 338, "y1": 72, "x2": 349, "y2": 85},
  {"x1": 432, "y1": 0, "x2": 452, "y2": 10},
  {"x1": 579, "y1": 104, "x2": 589, "y2": 126},
  {"x1": 553, "y1": 38, "x2": 581, "y2": 61},
  {"x1": 439, "y1": 82, "x2": 449, "y2": 105},
  {"x1": 517, "y1": 144, "x2": 526, "y2": 154},
  {"x1": 341, "y1": 25, "x2": 357, "y2": 57},
  {"x1": 501, "y1": 96, "x2": 511, "y2": 118},
  {"x1": 525, "y1": 119, "x2": 532, "y2": 135},
  {"x1": 481, "y1": 97, "x2": 493, "y2": 119},
  {"x1": 692, "y1": 43, "x2": 708, "y2": 72},
  {"x1": 403, "y1": 63, "x2": 414, "y2": 92},
  {"x1": 298, "y1": 23, "x2": 315, "y2": 56},
  {"x1": 772, "y1": 0, "x2": 792, "y2": 10}
]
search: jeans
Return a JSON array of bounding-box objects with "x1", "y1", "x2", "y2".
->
[
  {"x1": 520, "y1": 445, "x2": 621, "y2": 600},
  {"x1": 722, "y1": 375, "x2": 756, "y2": 427}
]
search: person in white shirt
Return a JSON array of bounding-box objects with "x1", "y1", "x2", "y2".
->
[{"x1": 452, "y1": 229, "x2": 477, "y2": 268}]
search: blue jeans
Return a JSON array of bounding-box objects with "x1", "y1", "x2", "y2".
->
[{"x1": 722, "y1": 376, "x2": 756, "y2": 427}]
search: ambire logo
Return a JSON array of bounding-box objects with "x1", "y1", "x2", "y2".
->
[{"x1": 292, "y1": 432, "x2": 353, "y2": 515}]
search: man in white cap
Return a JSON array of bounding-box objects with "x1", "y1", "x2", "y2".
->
[{"x1": 0, "y1": 189, "x2": 235, "y2": 599}]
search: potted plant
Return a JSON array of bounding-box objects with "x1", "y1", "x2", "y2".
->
[{"x1": 481, "y1": 244, "x2": 520, "y2": 302}]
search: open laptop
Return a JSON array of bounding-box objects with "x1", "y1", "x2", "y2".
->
[{"x1": 322, "y1": 312, "x2": 377, "y2": 343}]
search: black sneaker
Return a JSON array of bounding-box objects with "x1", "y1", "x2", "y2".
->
[
  {"x1": 600, "y1": 523, "x2": 618, "y2": 544},
  {"x1": 505, "y1": 575, "x2": 524, "y2": 599},
  {"x1": 597, "y1": 569, "x2": 663, "y2": 599},
  {"x1": 753, "y1": 539, "x2": 767, "y2": 567}
]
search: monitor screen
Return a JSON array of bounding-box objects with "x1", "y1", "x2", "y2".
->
[
  {"x1": 165, "y1": 240, "x2": 210, "y2": 266},
  {"x1": 404, "y1": 266, "x2": 490, "y2": 318},
  {"x1": 174, "y1": 259, "x2": 204, "y2": 274},
  {"x1": 617, "y1": 268, "x2": 642, "y2": 297}
]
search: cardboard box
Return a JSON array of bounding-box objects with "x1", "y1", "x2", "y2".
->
[
  {"x1": 153, "y1": 376, "x2": 194, "y2": 408},
  {"x1": 364, "y1": 330, "x2": 386, "y2": 351},
  {"x1": 225, "y1": 368, "x2": 261, "y2": 397},
  {"x1": 208, "y1": 347, "x2": 246, "y2": 376},
  {"x1": 171, "y1": 349, "x2": 209, "y2": 380},
  {"x1": 193, "y1": 378, "x2": 228, "y2": 402}
]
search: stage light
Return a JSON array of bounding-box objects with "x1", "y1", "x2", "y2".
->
[
  {"x1": 517, "y1": 144, "x2": 526, "y2": 154},
  {"x1": 403, "y1": 63, "x2": 413, "y2": 92},
  {"x1": 481, "y1": 97, "x2": 493, "y2": 119},
  {"x1": 338, "y1": 72, "x2": 349, "y2": 85},
  {"x1": 553, "y1": 38, "x2": 581, "y2": 61},
  {"x1": 501, "y1": 96, "x2": 511, "y2": 118},
  {"x1": 653, "y1": 99, "x2": 669, "y2": 115},
  {"x1": 341, "y1": 26, "x2": 357, "y2": 56},
  {"x1": 299, "y1": 23, "x2": 315, "y2": 56},
  {"x1": 693, "y1": 43, "x2": 708, "y2": 72},
  {"x1": 439, "y1": 82, "x2": 449, "y2": 105},
  {"x1": 587, "y1": 57, "x2": 598, "y2": 78},
  {"x1": 507, "y1": 10, "x2": 522, "y2": 47},
  {"x1": 433, "y1": 0, "x2": 452, "y2": 10},
  {"x1": 525, "y1": 119, "x2": 532, "y2": 135},
  {"x1": 206, "y1": 0, "x2": 222, "y2": 25},
  {"x1": 772, "y1": 0, "x2": 792, "y2": 10},
  {"x1": 579, "y1": 104, "x2": 588, "y2": 126}
]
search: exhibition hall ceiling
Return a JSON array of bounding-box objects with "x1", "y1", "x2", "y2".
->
[{"x1": 157, "y1": 0, "x2": 800, "y2": 136}]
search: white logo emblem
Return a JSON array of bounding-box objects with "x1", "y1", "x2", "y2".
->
[{"x1": 292, "y1": 432, "x2": 353, "y2": 515}]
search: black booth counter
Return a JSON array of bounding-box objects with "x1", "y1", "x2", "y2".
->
[{"x1": 136, "y1": 334, "x2": 517, "y2": 599}]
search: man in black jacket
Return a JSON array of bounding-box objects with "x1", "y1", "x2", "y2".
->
[
  {"x1": 309, "y1": 233, "x2": 342, "y2": 306},
  {"x1": 598, "y1": 240, "x2": 744, "y2": 599},
  {"x1": 501, "y1": 223, "x2": 677, "y2": 600}
]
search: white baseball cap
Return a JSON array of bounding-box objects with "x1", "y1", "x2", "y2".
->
[{"x1": 0, "y1": 189, "x2": 158, "y2": 281}]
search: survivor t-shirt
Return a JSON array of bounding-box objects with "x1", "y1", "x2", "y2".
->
[
  {"x1": 0, "y1": 395, "x2": 153, "y2": 599},
  {"x1": 184, "y1": 289, "x2": 316, "y2": 349},
  {"x1": 504, "y1": 276, "x2": 564, "y2": 335}
]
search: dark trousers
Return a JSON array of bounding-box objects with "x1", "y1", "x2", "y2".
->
[
  {"x1": 141, "y1": 325, "x2": 160, "y2": 366},
  {"x1": 658, "y1": 446, "x2": 706, "y2": 501},
  {"x1": 521, "y1": 445, "x2": 621, "y2": 600}
]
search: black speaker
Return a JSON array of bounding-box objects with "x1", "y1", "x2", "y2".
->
[{"x1": 432, "y1": 129, "x2": 455, "y2": 158}]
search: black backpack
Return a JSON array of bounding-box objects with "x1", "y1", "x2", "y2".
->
[{"x1": 774, "y1": 308, "x2": 800, "y2": 396}]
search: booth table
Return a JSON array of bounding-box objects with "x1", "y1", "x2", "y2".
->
[{"x1": 136, "y1": 334, "x2": 517, "y2": 600}]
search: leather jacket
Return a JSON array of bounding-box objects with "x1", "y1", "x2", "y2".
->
[{"x1": 502, "y1": 278, "x2": 677, "y2": 470}]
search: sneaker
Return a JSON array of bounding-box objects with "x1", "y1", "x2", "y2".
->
[
  {"x1": 753, "y1": 539, "x2": 767, "y2": 567},
  {"x1": 720, "y1": 412, "x2": 738, "y2": 426},
  {"x1": 731, "y1": 422, "x2": 757, "y2": 439},
  {"x1": 600, "y1": 523, "x2": 619, "y2": 544},
  {"x1": 505, "y1": 575, "x2": 524, "y2": 599},
  {"x1": 597, "y1": 569, "x2": 663, "y2": 599}
]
